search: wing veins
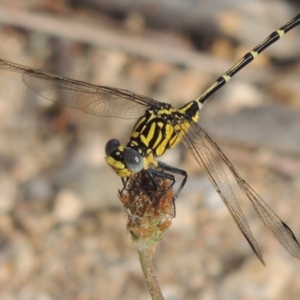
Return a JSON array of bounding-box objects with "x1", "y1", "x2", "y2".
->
[
  {"x1": 170, "y1": 118, "x2": 265, "y2": 264},
  {"x1": 188, "y1": 121, "x2": 300, "y2": 260},
  {"x1": 0, "y1": 59, "x2": 159, "y2": 119}
]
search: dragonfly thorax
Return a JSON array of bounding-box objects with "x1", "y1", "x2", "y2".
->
[
  {"x1": 105, "y1": 100, "x2": 200, "y2": 178},
  {"x1": 130, "y1": 101, "x2": 200, "y2": 158}
]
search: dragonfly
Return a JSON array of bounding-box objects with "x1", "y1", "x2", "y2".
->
[{"x1": 0, "y1": 14, "x2": 299, "y2": 265}]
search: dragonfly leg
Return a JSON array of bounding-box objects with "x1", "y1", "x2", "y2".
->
[{"x1": 156, "y1": 161, "x2": 187, "y2": 202}]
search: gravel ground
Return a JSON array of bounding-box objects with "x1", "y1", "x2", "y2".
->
[{"x1": 0, "y1": 1, "x2": 299, "y2": 300}]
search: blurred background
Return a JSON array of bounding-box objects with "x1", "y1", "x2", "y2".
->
[{"x1": 0, "y1": 0, "x2": 299, "y2": 299}]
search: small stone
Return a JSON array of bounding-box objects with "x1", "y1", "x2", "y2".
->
[{"x1": 54, "y1": 190, "x2": 83, "y2": 222}]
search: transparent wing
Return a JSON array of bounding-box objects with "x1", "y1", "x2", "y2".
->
[
  {"x1": 0, "y1": 59, "x2": 159, "y2": 119},
  {"x1": 181, "y1": 120, "x2": 300, "y2": 264}
]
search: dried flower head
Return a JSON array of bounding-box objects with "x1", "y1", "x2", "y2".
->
[{"x1": 118, "y1": 168, "x2": 176, "y2": 250}]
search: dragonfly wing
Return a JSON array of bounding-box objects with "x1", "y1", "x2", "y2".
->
[
  {"x1": 237, "y1": 177, "x2": 300, "y2": 259},
  {"x1": 185, "y1": 120, "x2": 300, "y2": 261},
  {"x1": 178, "y1": 120, "x2": 265, "y2": 265},
  {"x1": 0, "y1": 59, "x2": 158, "y2": 119}
]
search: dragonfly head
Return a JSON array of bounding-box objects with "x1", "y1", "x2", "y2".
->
[{"x1": 105, "y1": 138, "x2": 144, "y2": 177}]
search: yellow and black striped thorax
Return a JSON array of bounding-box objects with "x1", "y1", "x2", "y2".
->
[{"x1": 128, "y1": 100, "x2": 200, "y2": 158}]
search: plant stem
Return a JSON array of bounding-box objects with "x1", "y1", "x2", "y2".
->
[{"x1": 138, "y1": 245, "x2": 164, "y2": 300}]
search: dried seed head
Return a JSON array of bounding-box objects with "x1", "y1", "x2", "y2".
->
[{"x1": 118, "y1": 169, "x2": 176, "y2": 250}]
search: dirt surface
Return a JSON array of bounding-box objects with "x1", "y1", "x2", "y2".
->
[{"x1": 0, "y1": 1, "x2": 299, "y2": 300}]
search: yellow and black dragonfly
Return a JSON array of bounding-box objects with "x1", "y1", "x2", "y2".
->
[{"x1": 0, "y1": 14, "x2": 299, "y2": 265}]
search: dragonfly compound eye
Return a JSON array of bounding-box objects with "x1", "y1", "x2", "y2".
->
[
  {"x1": 123, "y1": 148, "x2": 143, "y2": 173},
  {"x1": 105, "y1": 139, "x2": 120, "y2": 155}
]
